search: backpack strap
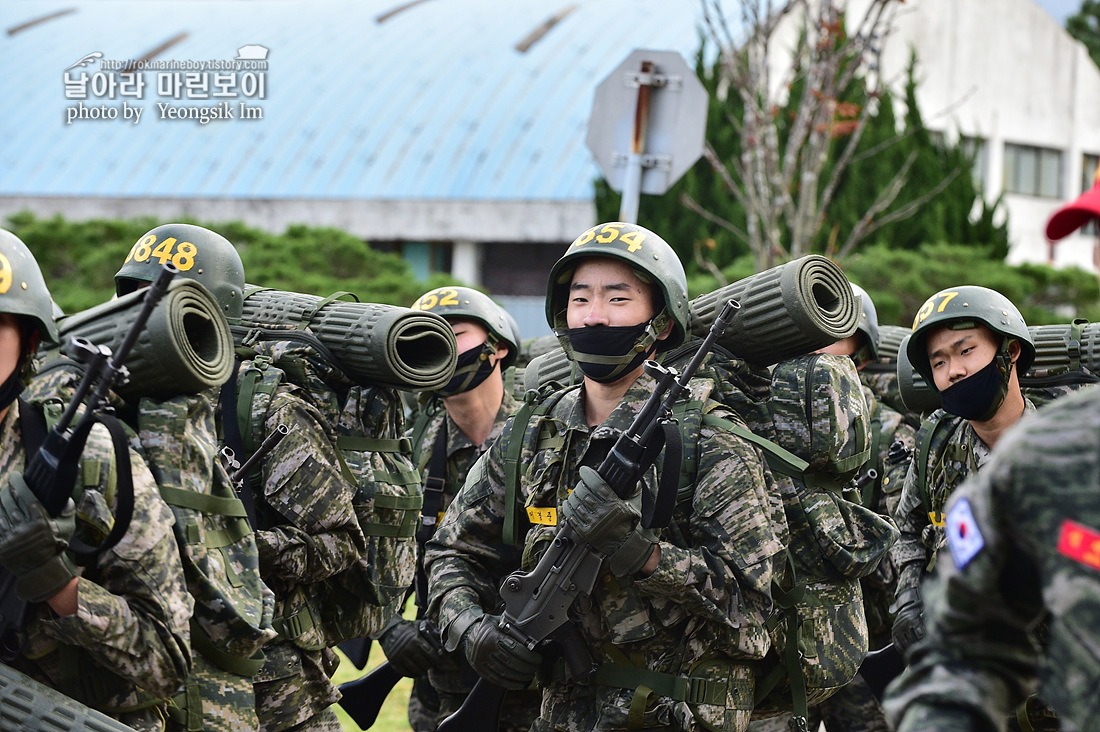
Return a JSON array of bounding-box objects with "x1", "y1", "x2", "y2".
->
[
  {"x1": 861, "y1": 405, "x2": 884, "y2": 508},
  {"x1": 701, "y1": 414, "x2": 810, "y2": 478},
  {"x1": 502, "y1": 384, "x2": 574, "y2": 547},
  {"x1": 914, "y1": 412, "x2": 954, "y2": 526}
]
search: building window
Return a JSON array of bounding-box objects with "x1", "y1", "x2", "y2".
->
[
  {"x1": 960, "y1": 135, "x2": 987, "y2": 190},
  {"x1": 1003, "y1": 143, "x2": 1062, "y2": 198},
  {"x1": 1083, "y1": 153, "x2": 1099, "y2": 236}
]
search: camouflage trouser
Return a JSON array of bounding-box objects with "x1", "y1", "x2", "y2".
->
[
  {"x1": 747, "y1": 673, "x2": 888, "y2": 732},
  {"x1": 166, "y1": 653, "x2": 260, "y2": 732}
]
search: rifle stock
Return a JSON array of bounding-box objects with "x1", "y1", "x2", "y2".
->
[
  {"x1": 439, "y1": 300, "x2": 740, "y2": 732},
  {"x1": 336, "y1": 661, "x2": 402, "y2": 730}
]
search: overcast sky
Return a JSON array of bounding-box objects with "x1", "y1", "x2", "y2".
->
[{"x1": 1036, "y1": 0, "x2": 1081, "y2": 24}]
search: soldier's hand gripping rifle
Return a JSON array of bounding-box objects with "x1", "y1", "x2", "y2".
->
[
  {"x1": 0, "y1": 263, "x2": 177, "y2": 659},
  {"x1": 438, "y1": 300, "x2": 739, "y2": 732}
]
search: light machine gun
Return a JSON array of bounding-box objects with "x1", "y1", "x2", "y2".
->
[{"x1": 438, "y1": 299, "x2": 740, "y2": 732}]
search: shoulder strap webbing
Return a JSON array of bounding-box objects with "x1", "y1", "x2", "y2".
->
[
  {"x1": 861, "y1": 406, "x2": 884, "y2": 508},
  {"x1": 701, "y1": 414, "x2": 810, "y2": 477},
  {"x1": 220, "y1": 359, "x2": 259, "y2": 528},
  {"x1": 502, "y1": 385, "x2": 575, "y2": 546},
  {"x1": 915, "y1": 412, "x2": 953, "y2": 524},
  {"x1": 416, "y1": 422, "x2": 448, "y2": 543}
]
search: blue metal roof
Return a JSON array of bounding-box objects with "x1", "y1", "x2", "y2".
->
[{"x1": 1, "y1": 0, "x2": 715, "y2": 202}]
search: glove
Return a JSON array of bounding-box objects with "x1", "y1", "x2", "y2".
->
[
  {"x1": 561, "y1": 466, "x2": 639, "y2": 555},
  {"x1": 561, "y1": 467, "x2": 656, "y2": 576},
  {"x1": 463, "y1": 613, "x2": 541, "y2": 690},
  {"x1": 0, "y1": 473, "x2": 80, "y2": 603},
  {"x1": 379, "y1": 618, "x2": 444, "y2": 678},
  {"x1": 890, "y1": 588, "x2": 925, "y2": 655}
]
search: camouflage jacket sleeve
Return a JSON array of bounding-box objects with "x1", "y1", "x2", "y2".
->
[
  {"x1": 891, "y1": 459, "x2": 931, "y2": 596},
  {"x1": 425, "y1": 420, "x2": 523, "y2": 640},
  {"x1": 253, "y1": 383, "x2": 368, "y2": 585},
  {"x1": 29, "y1": 421, "x2": 194, "y2": 701},
  {"x1": 633, "y1": 410, "x2": 786, "y2": 655}
]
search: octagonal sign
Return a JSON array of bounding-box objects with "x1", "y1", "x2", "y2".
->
[{"x1": 586, "y1": 49, "x2": 708, "y2": 196}]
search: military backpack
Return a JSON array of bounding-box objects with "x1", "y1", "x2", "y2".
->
[{"x1": 227, "y1": 332, "x2": 422, "y2": 650}]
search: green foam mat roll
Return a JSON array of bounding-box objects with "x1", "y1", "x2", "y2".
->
[
  {"x1": 689, "y1": 255, "x2": 859, "y2": 365},
  {"x1": 55, "y1": 279, "x2": 233, "y2": 401},
  {"x1": 0, "y1": 661, "x2": 136, "y2": 731},
  {"x1": 238, "y1": 288, "x2": 457, "y2": 391},
  {"x1": 1027, "y1": 321, "x2": 1100, "y2": 375},
  {"x1": 862, "y1": 324, "x2": 910, "y2": 374}
]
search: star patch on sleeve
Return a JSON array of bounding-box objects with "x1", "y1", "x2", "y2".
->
[
  {"x1": 946, "y1": 497, "x2": 985, "y2": 569},
  {"x1": 1056, "y1": 519, "x2": 1100, "y2": 572}
]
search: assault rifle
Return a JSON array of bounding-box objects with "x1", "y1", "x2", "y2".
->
[
  {"x1": 336, "y1": 619, "x2": 442, "y2": 729},
  {"x1": 218, "y1": 423, "x2": 291, "y2": 527},
  {"x1": 0, "y1": 263, "x2": 177, "y2": 661},
  {"x1": 438, "y1": 300, "x2": 740, "y2": 732}
]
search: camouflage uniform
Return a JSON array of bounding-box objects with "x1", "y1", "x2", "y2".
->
[
  {"x1": 1, "y1": 390, "x2": 193, "y2": 731},
  {"x1": 891, "y1": 401, "x2": 1035, "y2": 603},
  {"x1": 427, "y1": 373, "x2": 787, "y2": 732},
  {"x1": 30, "y1": 346, "x2": 278, "y2": 730},
  {"x1": 404, "y1": 389, "x2": 541, "y2": 732},
  {"x1": 242, "y1": 347, "x2": 417, "y2": 732},
  {"x1": 748, "y1": 385, "x2": 914, "y2": 732},
  {"x1": 136, "y1": 391, "x2": 277, "y2": 732},
  {"x1": 884, "y1": 385, "x2": 1100, "y2": 731},
  {"x1": 891, "y1": 401, "x2": 1063, "y2": 731}
]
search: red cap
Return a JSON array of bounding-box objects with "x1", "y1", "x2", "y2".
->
[{"x1": 1047, "y1": 180, "x2": 1100, "y2": 241}]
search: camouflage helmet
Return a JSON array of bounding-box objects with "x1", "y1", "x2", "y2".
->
[
  {"x1": 545, "y1": 222, "x2": 688, "y2": 352},
  {"x1": 906, "y1": 285, "x2": 1035, "y2": 388},
  {"x1": 411, "y1": 286, "x2": 520, "y2": 370},
  {"x1": 0, "y1": 229, "x2": 58, "y2": 346},
  {"x1": 850, "y1": 282, "x2": 880, "y2": 362},
  {"x1": 115, "y1": 223, "x2": 245, "y2": 322}
]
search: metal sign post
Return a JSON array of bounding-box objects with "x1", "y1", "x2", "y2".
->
[{"x1": 586, "y1": 50, "x2": 708, "y2": 225}]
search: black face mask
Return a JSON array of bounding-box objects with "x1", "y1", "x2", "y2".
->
[
  {"x1": 565, "y1": 322, "x2": 653, "y2": 383},
  {"x1": 939, "y1": 346, "x2": 1013, "y2": 421},
  {"x1": 435, "y1": 342, "x2": 497, "y2": 397}
]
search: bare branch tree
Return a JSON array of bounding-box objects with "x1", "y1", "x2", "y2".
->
[{"x1": 699, "y1": 0, "x2": 918, "y2": 269}]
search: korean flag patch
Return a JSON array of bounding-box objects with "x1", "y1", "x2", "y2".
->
[{"x1": 945, "y1": 497, "x2": 985, "y2": 569}]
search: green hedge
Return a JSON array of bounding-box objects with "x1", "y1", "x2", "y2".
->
[{"x1": 4, "y1": 211, "x2": 457, "y2": 314}]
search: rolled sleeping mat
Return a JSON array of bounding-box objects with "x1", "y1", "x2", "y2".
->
[
  {"x1": 53, "y1": 279, "x2": 233, "y2": 401},
  {"x1": 0, "y1": 661, "x2": 137, "y2": 732},
  {"x1": 862, "y1": 324, "x2": 911, "y2": 373},
  {"x1": 689, "y1": 255, "x2": 860, "y2": 365},
  {"x1": 238, "y1": 288, "x2": 457, "y2": 391},
  {"x1": 1027, "y1": 320, "x2": 1100, "y2": 375}
]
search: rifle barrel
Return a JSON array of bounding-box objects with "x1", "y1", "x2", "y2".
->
[{"x1": 233, "y1": 424, "x2": 290, "y2": 482}]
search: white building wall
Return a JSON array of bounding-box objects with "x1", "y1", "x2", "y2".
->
[{"x1": 872, "y1": 0, "x2": 1100, "y2": 268}]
